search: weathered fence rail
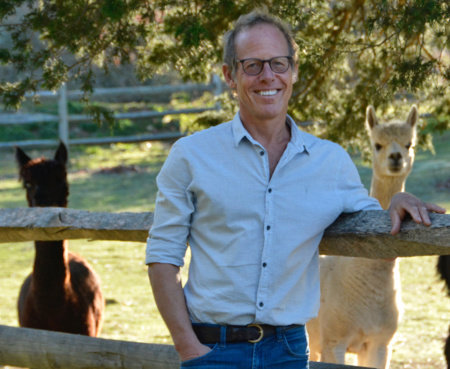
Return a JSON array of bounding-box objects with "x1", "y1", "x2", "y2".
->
[
  {"x1": 0, "y1": 207, "x2": 449, "y2": 257},
  {"x1": 0, "y1": 324, "x2": 371, "y2": 369},
  {"x1": 1, "y1": 207, "x2": 448, "y2": 368}
]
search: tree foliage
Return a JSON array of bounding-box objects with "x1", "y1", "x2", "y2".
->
[{"x1": 0, "y1": 0, "x2": 448, "y2": 151}]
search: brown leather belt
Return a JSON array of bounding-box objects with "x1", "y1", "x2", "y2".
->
[{"x1": 192, "y1": 323, "x2": 301, "y2": 344}]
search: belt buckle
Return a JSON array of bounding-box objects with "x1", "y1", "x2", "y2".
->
[{"x1": 247, "y1": 324, "x2": 264, "y2": 343}]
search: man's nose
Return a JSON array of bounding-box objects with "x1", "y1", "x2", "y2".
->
[{"x1": 260, "y1": 61, "x2": 275, "y2": 78}]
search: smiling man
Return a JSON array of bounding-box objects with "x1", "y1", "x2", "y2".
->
[
  {"x1": 146, "y1": 9, "x2": 445, "y2": 369},
  {"x1": 222, "y1": 20, "x2": 296, "y2": 177}
]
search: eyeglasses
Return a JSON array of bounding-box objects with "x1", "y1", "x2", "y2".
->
[{"x1": 237, "y1": 56, "x2": 293, "y2": 76}]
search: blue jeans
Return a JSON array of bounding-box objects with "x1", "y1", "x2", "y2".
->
[{"x1": 181, "y1": 324, "x2": 309, "y2": 369}]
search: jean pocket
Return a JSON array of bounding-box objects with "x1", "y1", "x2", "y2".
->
[
  {"x1": 180, "y1": 343, "x2": 219, "y2": 367},
  {"x1": 282, "y1": 328, "x2": 309, "y2": 358}
]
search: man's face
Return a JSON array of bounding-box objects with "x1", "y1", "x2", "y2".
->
[{"x1": 223, "y1": 23, "x2": 297, "y2": 124}]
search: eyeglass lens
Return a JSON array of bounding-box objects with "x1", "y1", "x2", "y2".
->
[{"x1": 241, "y1": 57, "x2": 291, "y2": 75}]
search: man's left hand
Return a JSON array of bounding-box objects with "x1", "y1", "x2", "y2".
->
[{"x1": 389, "y1": 192, "x2": 446, "y2": 235}]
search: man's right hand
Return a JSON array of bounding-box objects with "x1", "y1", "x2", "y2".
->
[
  {"x1": 177, "y1": 341, "x2": 212, "y2": 362},
  {"x1": 148, "y1": 264, "x2": 213, "y2": 363}
]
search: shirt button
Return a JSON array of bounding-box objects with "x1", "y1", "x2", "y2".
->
[
  {"x1": 268, "y1": 188, "x2": 272, "y2": 193},
  {"x1": 262, "y1": 262, "x2": 267, "y2": 267},
  {"x1": 259, "y1": 302, "x2": 264, "y2": 307},
  {"x1": 266, "y1": 225, "x2": 271, "y2": 231},
  {"x1": 259, "y1": 151, "x2": 264, "y2": 156}
]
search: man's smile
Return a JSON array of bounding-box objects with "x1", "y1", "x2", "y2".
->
[{"x1": 256, "y1": 89, "x2": 279, "y2": 96}]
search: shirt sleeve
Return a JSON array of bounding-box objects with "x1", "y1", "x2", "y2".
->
[
  {"x1": 145, "y1": 140, "x2": 195, "y2": 266},
  {"x1": 335, "y1": 148, "x2": 382, "y2": 213}
]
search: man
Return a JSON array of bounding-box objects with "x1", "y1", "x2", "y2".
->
[{"x1": 146, "y1": 10, "x2": 445, "y2": 369}]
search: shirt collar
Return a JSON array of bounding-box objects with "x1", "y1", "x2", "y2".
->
[{"x1": 231, "y1": 112, "x2": 309, "y2": 154}]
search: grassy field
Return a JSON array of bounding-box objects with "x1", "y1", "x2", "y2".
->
[{"x1": 0, "y1": 131, "x2": 448, "y2": 368}]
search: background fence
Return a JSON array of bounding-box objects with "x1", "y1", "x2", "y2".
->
[{"x1": 0, "y1": 74, "x2": 223, "y2": 149}]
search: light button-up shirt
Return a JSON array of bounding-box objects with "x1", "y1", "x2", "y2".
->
[{"x1": 146, "y1": 113, "x2": 381, "y2": 326}]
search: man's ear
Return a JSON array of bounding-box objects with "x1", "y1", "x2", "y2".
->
[
  {"x1": 292, "y1": 64, "x2": 298, "y2": 83},
  {"x1": 222, "y1": 64, "x2": 237, "y2": 89}
]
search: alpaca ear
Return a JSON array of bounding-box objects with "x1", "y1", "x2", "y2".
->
[
  {"x1": 15, "y1": 147, "x2": 31, "y2": 168},
  {"x1": 406, "y1": 105, "x2": 418, "y2": 127},
  {"x1": 54, "y1": 141, "x2": 68, "y2": 165},
  {"x1": 365, "y1": 105, "x2": 378, "y2": 130}
]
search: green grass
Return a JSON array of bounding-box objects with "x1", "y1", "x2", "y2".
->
[{"x1": 0, "y1": 132, "x2": 448, "y2": 368}]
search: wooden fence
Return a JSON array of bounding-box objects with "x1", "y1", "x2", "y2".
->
[
  {"x1": 0, "y1": 75, "x2": 223, "y2": 149},
  {"x1": 1, "y1": 208, "x2": 449, "y2": 257},
  {"x1": 0, "y1": 324, "x2": 372, "y2": 369},
  {"x1": 0, "y1": 207, "x2": 449, "y2": 368}
]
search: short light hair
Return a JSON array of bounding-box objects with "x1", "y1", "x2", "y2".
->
[{"x1": 223, "y1": 9, "x2": 299, "y2": 77}]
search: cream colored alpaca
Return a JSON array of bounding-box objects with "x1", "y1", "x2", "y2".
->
[{"x1": 307, "y1": 105, "x2": 418, "y2": 369}]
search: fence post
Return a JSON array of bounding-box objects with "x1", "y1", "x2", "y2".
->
[{"x1": 58, "y1": 84, "x2": 69, "y2": 147}]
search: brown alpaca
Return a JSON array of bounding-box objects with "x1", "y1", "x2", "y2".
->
[
  {"x1": 16, "y1": 142, "x2": 104, "y2": 336},
  {"x1": 307, "y1": 105, "x2": 418, "y2": 369}
]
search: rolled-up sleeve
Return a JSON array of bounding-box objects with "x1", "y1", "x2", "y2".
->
[
  {"x1": 146, "y1": 141, "x2": 194, "y2": 267},
  {"x1": 335, "y1": 149, "x2": 382, "y2": 213}
]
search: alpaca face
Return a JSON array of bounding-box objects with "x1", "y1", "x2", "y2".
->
[
  {"x1": 16, "y1": 143, "x2": 69, "y2": 207},
  {"x1": 365, "y1": 105, "x2": 418, "y2": 178}
]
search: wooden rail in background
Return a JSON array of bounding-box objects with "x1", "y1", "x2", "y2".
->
[
  {"x1": 0, "y1": 207, "x2": 449, "y2": 257},
  {"x1": 0, "y1": 75, "x2": 223, "y2": 149}
]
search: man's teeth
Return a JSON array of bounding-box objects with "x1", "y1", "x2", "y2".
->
[{"x1": 258, "y1": 90, "x2": 277, "y2": 96}]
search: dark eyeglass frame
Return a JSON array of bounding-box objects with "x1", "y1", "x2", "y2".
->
[{"x1": 236, "y1": 56, "x2": 293, "y2": 76}]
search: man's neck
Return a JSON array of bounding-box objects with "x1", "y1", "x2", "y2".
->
[
  {"x1": 240, "y1": 114, "x2": 291, "y2": 177},
  {"x1": 240, "y1": 114, "x2": 291, "y2": 149}
]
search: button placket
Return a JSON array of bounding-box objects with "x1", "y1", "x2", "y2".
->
[
  {"x1": 255, "y1": 145, "x2": 270, "y2": 181},
  {"x1": 255, "y1": 181, "x2": 274, "y2": 316}
]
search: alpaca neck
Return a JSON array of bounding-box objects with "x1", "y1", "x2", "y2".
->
[
  {"x1": 32, "y1": 240, "x2": 70, "y2": 295},
  {"x1": 370, "y1": 173, "x2": 407, "y2": 210}
]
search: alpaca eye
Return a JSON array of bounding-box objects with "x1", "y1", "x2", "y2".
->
[
  {"x1": 24, "y1": 182, "x2": 33, "y2": 189},
  {"x1": 405, "y1": 142, "x2": 411, "y2": 149},
  {"x1": 375, "y1": 143, "x2": 382, "y2": 151}
]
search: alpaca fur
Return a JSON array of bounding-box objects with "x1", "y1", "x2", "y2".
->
[
  {"x1": 307, "y1": 105, "x2": 418, "y2": 369},
  {"x1": 16, "y1": 143, "x2": 104, "y2": 336},
  {"x1": 437, "y1": 255, "x2": 450, "y2": 368}
]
